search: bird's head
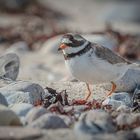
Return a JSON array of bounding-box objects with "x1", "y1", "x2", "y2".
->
[{"x1": 58, "y1": 33, "x2": 88, "y2": 54}]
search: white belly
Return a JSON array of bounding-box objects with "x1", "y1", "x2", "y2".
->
[{"x1": 65, "y1": 52, "x2": 128, "y2": 84}]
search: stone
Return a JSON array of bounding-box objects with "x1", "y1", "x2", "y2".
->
[
  {"x1": 0, "y1": 126, "x2": 42, "y2": 140},
  {"x1": 0, "y1": 53, "x2": 19, "y2": 80},
  {"x1": 116, "y1": 105, "x2": 131, "y2": 113},
  {"x1": 10, "y1": 103, "x2": 33, "y2": 124},
  {"x1": 133, "y1": 127, "x2": 140, "y2": 139},
  {"x1": 116, "y1": 113, "x2": 140, "y2": 129},
  {"x1": 25, "y1": 106, "x2": 47, "y2": 124},
  {"x1": 39, "y1": 129, "x2": 136, "y2": 140},
  {"x1": 28, "y1": 113, "x2": 68, "y2": 129},
  {"x1": 0, "y1": 104, "x2": 21, "y2": 126},
  {"x1": 10, "y1": 103, "x2": 33, "y2": 117},
  {"x1": 0, "y1": 79, "x2": 13, "y2": 88},
  {"x1": 41, "y1": 129, "x2": 77, "y2": 140},
  {"x1": 0, "y1": 81, "x2": 45, "y2": 105},
  {"x1": 6, "y1": 91, "x2": 41, "y2": 105},
  {"x1": 74, "y1": 110, "x2": 115, "y2": 136},
  {"x1": 58, "y1": 115, "x2": 74, "y2": 127},
  {"x1": 0, "y1": 93, "x2": 8, "y2": 106},
  {"x1": 102, "y1": 92, "x2": 132, "y2": 109},
  {"x1": 108, "y1": 92, "x2": 131, "y2": 106}
]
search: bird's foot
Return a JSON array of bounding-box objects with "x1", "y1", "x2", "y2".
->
[{"x1": 106, "y1": 81, "x2": 116, "y2": 97}]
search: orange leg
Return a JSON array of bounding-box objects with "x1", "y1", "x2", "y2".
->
[
  {"x1": 107, "y1": 81, "x2": 116, "y2": 97},
  {"x1": 85, "y1": 83, "x2": 92, "y2": 100},
  {"x1": 73, "y1": 83, "x2": 92, "y2": 105}
]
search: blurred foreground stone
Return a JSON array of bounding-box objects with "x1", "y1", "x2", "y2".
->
[
  {"x1": 0, "y1": 127, "x2": 139, "y2": 140},
  {"x1": 0, "y1": 104, "x2": 21, "y2": 126}
]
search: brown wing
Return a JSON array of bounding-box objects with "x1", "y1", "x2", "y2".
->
[{"x1": 92, "y1": 43, "x2": 132, "y2": 64}]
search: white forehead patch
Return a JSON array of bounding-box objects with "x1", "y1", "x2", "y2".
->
[{"x1": 62, "y1": 38, "x2": 72, "y2": 44}]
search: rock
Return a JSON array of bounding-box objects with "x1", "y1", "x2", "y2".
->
[
  {"x1": 0, "y1": 53, "x2": 19, "y2": 80},
  {"x1": 102, "y1": 92, "x2": 132, "y2": 109},
  {"x1": 0, "y1": 79, "x2": 13, "y2": 88},
  {"x1": 6, "y1": 91, "x2": 41, "y2": 105},
  {"x1": 116, "y1": 113, "x2": 140, "y2": 129},
  {"x1": 41, "y1": 129, "x2": 136, "y2": 140},
  {"x1": 59, "y1": 115, "x2": 74, "y2": 127},
  {"x1": 109, "y1": 92, "x2": 131, "y2": 106},
  {"x1": 0, "y1": 93, "x2": 8, "y2": 106},
  {"x1": 10, "y1": 103, "x2": 33, "y2": 117},
  {"x1": 116, "y1": 105, "x2": 131, "y2": 113},
  {"x1": 74, "y1": 110, "x2": 115, "y2": 136},
  {"x1": 115, "y1": 68, "x2": 140, "y2": 93},
  {"x1": 133, "y1": 127, "x2": 140, "y2": 139},
  {"x1": 0, "y1": 127, "x2": 136, "y2": 140},
  {"x1": 42, "y1": 129, "x2": 77, "y2": 140},
  {"x1": 25, "y1": 106, "x2": 47, "y2": 124},
  {"x1": 0, "y1": 104, "x2": 21, "y2": 126},
  {"x1": 0, "y1": 126, "x2": 42, "y2": 140},
  {"x1": 0, "y1": 81, "x2": 45, "y2": 105},
  {"x1": 28, "y1": 113, "x2": 68, "y2": 129},
  {"x1": 10, "y1": 103, "x2": 33, "y2": 124},
  {"x1": 6, "y1": 41, "x2": 30, "y2": 55}
]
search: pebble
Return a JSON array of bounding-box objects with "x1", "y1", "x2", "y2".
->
[
  {"x1": 116, "y1": 113, "x2": 140, "y2": 129},
  {"x1": 74, "y1": 110, "x2": 115, "y2": 136},
  {"x1": 28, "y1": 113, "x2": 68, "y2": 129},
  {"x1": 0, "y1": 93, "x2": 8, "y2": 106},
  {"x1": 59, "y1": 115, "x2": 74, "y2": 127},
  {"x1": 0, "y1": 104, "x2": 21, "y2": 126},
  {"x1": 10, "y1": 103, "x2": 33, "y2": 124},
  {"x1": 6, "y1": 91, "x2": 41, "y2": 105},
  {"x1": 0, "y1": 79, "x2": 13, "y2": 88},
  {"x1": 133, "y1": 127, "x2": 140, "y2": 139},
  {"x1": 0, "y1": 53, "x2": 19, "y2": 80},
  {"x1": 0, "y1": 81, "x2": 45, "y2": 105},
  {"x1": 10, "y1": 103, "x2": 33, "y2": 117},
  {"x1": 116, "y1": 105, "x2": 131, "y2": 113},
  {"x1": 25, "y1": 106, "x2": 47, "y2": 124},
  {"x1": 102, "y1": 92, "x2": 132, "y2": 109},
  {"x1": 0, "y1": 126, "x2": 42, "y2": 140}
]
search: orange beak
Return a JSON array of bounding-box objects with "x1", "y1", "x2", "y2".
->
[{"x1": 58, "y1": 44, "x2": 68, "y2": 51}]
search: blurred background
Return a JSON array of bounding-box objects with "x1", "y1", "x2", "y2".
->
[{"x1": 0, "y1": 0, "x2": 140, "y2": 86}]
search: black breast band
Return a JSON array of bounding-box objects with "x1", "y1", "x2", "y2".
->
[{"x1": 64, "y1": 42, "x2": 91, "y2": 60}]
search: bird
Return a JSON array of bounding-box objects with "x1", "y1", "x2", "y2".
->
[{"x1": 58, "y1": 33, "x2": 139, "y2": 104}]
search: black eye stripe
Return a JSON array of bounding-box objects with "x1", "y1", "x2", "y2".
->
[{"x1": 65, "y1": 40, "x2": 84, "y2": 47}]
